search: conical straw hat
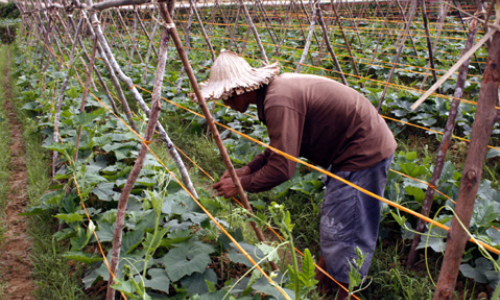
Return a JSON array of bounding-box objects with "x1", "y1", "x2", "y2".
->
[{"x1": 193, "y1": 50, "x2": 280, "y2": 101}]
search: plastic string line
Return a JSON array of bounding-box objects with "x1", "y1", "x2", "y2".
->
[
  {"x1": 167, "y1": 15, "x2": 480, "y2": 41},
  {"x1": 133, "y1": 85, "x2": 358, "y2": 298},
  {"x1": 173, "y1": 42, "x2": 486, "y2": 104},
  {"x1": 209, "y1": 101, "x2": 466, "y2": 204},
  {"x1": 64, "y1": 60, "x2": 292, "y2": 299},
  {"x1": 172, "y1": 17, "x2": 480, "y2": 42},
  {"x1": 118, "y1": 60, "x2": 464, "y2": 207},
  {"x1": 112, "y1": 22, "x2": 488, "y2": 73},
  {"x1": 90, "y1": 94, "x2": 293, "y2": 300},
  {"x1": 119, "y1": 19, "x2": 489, "y2": 64},
  {"x1": 168, "y1": 8, "x2": 479, "y2": 32},
  {"x1": 39, "y1": 43, "x2": 127, "y2": 298},
  {"x1": 115, "y1": 53, "x2": 499, "y2": 154},
  {"x1": 91, "y1": 67, "x2": 351, "y2": 295},
  {"x1": 72, "y1": 177, "x2": 127, "y2": 299},
  {"x1": 111, "y1": 49, "x2": 500, "y2": 153},
  {"x1": 158, "y1": 94, "x2": 500, "y2": 255},
  {"x1": 179, "y1": 35, "x2": 485, "y2": 80}
]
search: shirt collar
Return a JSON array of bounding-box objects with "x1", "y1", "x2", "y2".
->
[{"x1": 256, "y1": 84, "x2": 268, "y2": 125}]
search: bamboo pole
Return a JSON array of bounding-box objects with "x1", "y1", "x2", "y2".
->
[
  {"x1": 419, "y1": 0, "x2": 438, "y2": 86},
  {"x1": 238, "y1": 0, "x2": 269, "y2": 64},
  {"x1": 53, "y1": 18, "x2": 83, "y2": 177},
  {"x1": 74, "y1": 36, "x2": 99, "y2": 162},
  {"x1": 158, "y1": 2, "x2": 278, "y2": 271},
  {"x1": 295, "y1": 0, "x2": 317, "y2": 73},
  {"x1": 87, "y1": 6, "x2": 199, "y2": 199},
  {"x1": 106, "y1": 14, "x2": 170, "y2": 300},
  {"x1": 228, "y1": 4, "x2": 241, "y2": 51},
  {"x1": 394, "y1": 0, "x2": 418, "y2": 56},
  {"x1": 142, "y1": 12, "x2": 159, "y2": 86},
  {"x1": 377, "y1": 0, "x2": 418, "y2": 111},
  {"x1": 135, "y1": 8, "x2": 158, "y2": 58},
  {"x1": 177, "y1": 0, "x2": 194, "y2": 90},
  {"x1": 67, "y1": 15, "x2": 120, "y2": 114},
  {"x1": 406, "y1": 13, "x2": 480, "y2": 269},
  {"x1": 433, "y1": 20, "x2": 500, "y2": 300},
  {"x1": 328, "y1": 0, "x2": 358, "y2": 86},
  {"x1": 190, "y1": 0, "x2": 216, "y2": 61}
]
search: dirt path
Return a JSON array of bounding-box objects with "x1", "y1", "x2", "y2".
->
[{"x1": 0, "y1": 48, "x2": 37, "y2": 300}]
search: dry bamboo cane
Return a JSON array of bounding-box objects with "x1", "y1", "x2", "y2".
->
[
  {"x1": 239, "y1": 0, "x2": 269, "y2": 64},
  {"x1": 394, "y1": 0, "x2": 418, "y2": 56},
  {"x1": 317, "y1": 4, "x2": 348, "y2": 86},
  {"x1": 113, "y1": 7, "x2": 145, "y2": 72},
  {"x1": 74, "y1": 36, "x2": 99, "y2": 163},
  {"x1": 143, "y1": 12, "x2": 160, "y2": 85},
  {"x1": 106, "y1": 16, "x2": 170, "y2": 300},
  {"x1": 240, "y1": 3, "x2": 256, "y2": 54},
  {"x1": 61, "y1": 13, "x2": 99, "y2": 91},
  {"x1": 190, "y1": 0, "x2": 216, "y2": 61},
  {"x1": 136, "y1": 8, "x2": 158, "y2": 57},
  {"x1": 419, "y1": 0, "x2": 438, "y2": 86},
  {"x1": 376, "y1": 0, "x2": 418, "y2": 112},
  {"x1": 228, "y1": 4, "x2": 241, "y2": 51},
  {"x1": 432, "y1": 21, "x2": 500, "y2": 300},
  {"x1": 363, "y1": 0, "x2": 393, "y2": 78},
  {"x1": 37, "y1": 5, "x2": 51, "y2": 69},
  {"x1": 126, "y1": 6, "x2": 139, "y2": 73},
  {"x1": 297, "y1": 0, "x2": 321, "y2": 65},
  {"x1": 67, "y1": 15, "x2": 120, "y2": 114},
  {"x1": 84, "y1": 16, "x2": 140, "y2": 133},
  {"x1": 159, "y1": 4, "x2": 279, "y2": 271},
  {"x1": 355, "y1": 0, "x2": 368, "y2": 27},
  {"x1": 343, "y1": 0, "x2": 363, "y2": 47},
  {"x1": 255, "y1": 0, "x2": 280, "y2": 55},
  {"x1": 419, "y1": 0, "x2": 450, "y2": 89},
  {"x1": 86, "y1": 7, "x2": 199, "y2": 199},
  {"x1": 205, "y1": 0, "x2": 218, "y2": 36},
  {"x1": 295, "y1": 0, "x2": 317, "y2": 74},
  {"x1": 328, "y1": 1, "x2": 360, "y2": 86},
  {"x1": 53, "y1": 18, "x2": 83, "y2": 177},
  {"x1": 215, "y1": 0, "x2": 231, "y2": 33},
  {"x1": 177, "y1": 0, "x2": 194, "y2": 90},
  {"x1": 453, "y1": 0, "x2": 484, "y2": 74},
  {"x1": 406, "y1": 15, "x2": 481, "y2": 269},
  {"x1": 277, "y1": 0, "x2": 294, "y2": 52}
]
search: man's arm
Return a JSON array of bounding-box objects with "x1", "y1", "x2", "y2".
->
[
  {"x1": 239, "y1": 106, "x2": 304, "y2": 192},
  {"x1": 214, "y1": 106, "x2": 304, "y2": 197}
]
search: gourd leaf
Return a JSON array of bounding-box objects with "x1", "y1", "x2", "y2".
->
[
  {"x1": 162, "y1": 241, "x2": 215, "y2": 282},
  {"x1": 123, "y1": 228, "x2": 145, "y2": 254},
  {"x1": 144, "y1": 268, "x2": 171, "y2": 294},
  {"x1": 181, "y1": 268, "x2": 217, "y2": 296}
]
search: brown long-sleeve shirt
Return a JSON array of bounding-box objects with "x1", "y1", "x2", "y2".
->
[{"x1": 239, "y1": 73, "x2": 397, "y2": 193}]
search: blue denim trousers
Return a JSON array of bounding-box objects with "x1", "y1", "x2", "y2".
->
[{"x1": 320, "y1": 154, "x2": 393, "y2": 283}]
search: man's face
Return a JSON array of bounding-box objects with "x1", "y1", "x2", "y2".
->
[{"x1": 225, "y1": 92, "x2": 252, "y2": 113}]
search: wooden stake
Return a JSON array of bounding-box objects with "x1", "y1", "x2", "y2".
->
[
  {"x1": 406, "y1": 15, "x2": 480, "y2": 269},
  {"x1": 159, "y1": 3, "x2": 278, "y2": 271},
  {"x1": 433, "y1": 24, "x2": 500, "y2": 300}
]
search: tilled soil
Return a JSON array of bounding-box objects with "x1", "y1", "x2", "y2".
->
[{"x1": 0, "y1": 48, "x2": 37, "y2": 300}]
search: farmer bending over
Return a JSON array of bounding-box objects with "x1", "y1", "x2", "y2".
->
[{"x1": 201, "y1": 50, "x2": 396, "y2": 299}]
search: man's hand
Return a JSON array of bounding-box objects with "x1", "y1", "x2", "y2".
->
[
  {"x1": 213, "y1": 178, "x2": 239, "y2": 198},
  {"x1": 220, "y1": 166, "x2": 251, "y2": 180},
  {"x1": 214, "y1": 166, "x2": 251, "y2": 198}
]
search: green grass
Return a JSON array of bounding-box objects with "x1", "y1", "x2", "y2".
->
[
  {"x1": 0, "y1": 43, "x2": 13, "y2": 300},
  {"x1": 5, "y1": 42, "x2": 88, "y2": 300}
]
